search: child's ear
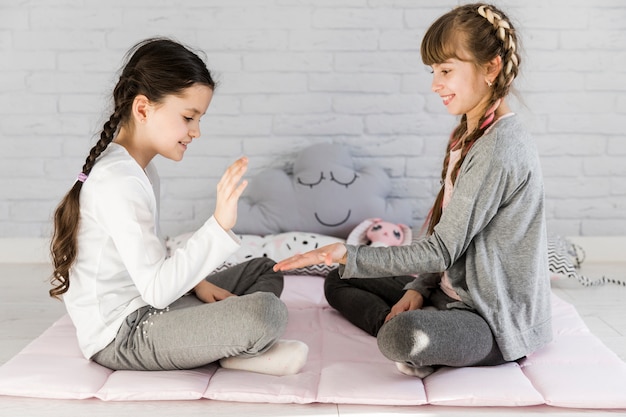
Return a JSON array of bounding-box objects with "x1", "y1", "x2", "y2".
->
[
  {"x1": 132, "y1": 95, "x2": 151, "y2": 123},
  {"x1": 485, "y1": 55, "x2": 502, "y2": 82}
]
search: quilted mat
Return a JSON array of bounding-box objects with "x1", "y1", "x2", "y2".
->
[{"x1": 1, "y1": 275, "x2": 626, "y2": 409}]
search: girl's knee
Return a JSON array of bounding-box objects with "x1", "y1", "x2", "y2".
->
[
  {"x1": 234, "y1": 293, "x2": 288, "y2": 355},
  {"x1": 377, "y1": 317, "x2": 402, "y2": 360},
  {"x1": 245, "y1": 292, "x2": 288, "y2": 334},
  {"x1": 377, "y1": 314, "x2": 430, "y2": 363}
]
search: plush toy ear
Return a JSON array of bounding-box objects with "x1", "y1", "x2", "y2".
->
[
  {"x1": 346, "y1": 218, "x2": 377, "y2": 246},
  {"x1": 398, "y1": 224, "x2": 413, "y2": 246}
]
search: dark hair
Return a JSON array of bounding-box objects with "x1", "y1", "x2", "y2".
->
[
  {"x1": 420, "y1": 3, "x2": 521, "y2": 234},
  {"x1": 49, "y1": 38, "x2": 215, "y2": 299}
]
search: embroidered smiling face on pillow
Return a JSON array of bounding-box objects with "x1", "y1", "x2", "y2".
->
[{"x1": 234, "y1": 143, "x2": 413, "y2": 239}]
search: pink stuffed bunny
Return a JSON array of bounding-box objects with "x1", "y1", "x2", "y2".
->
[{"x1": 346, "y1": 218, "x2": 412, "y2": 247}]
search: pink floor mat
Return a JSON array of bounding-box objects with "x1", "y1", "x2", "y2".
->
[{"x1": 1, "y1": 275, "x2": 626, "y2": 409}]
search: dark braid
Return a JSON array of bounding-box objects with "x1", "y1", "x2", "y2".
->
[
  {"x1": 421, "y1": 4, "x2": 520, "y2": 235},
  {"x1": 82, "y1": 113, "x2": 121, "y2": 175},
  {"x1": 49, "y1": 38, "x2": 215, "y2": 299},
  {"x1": 49, "y1": 111, "x2": 121, "y2": 298}
]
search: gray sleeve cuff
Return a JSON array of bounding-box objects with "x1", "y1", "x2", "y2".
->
[
  {"x1": 339, "y1": 244, "x2": 359, "y2": 278},
  {"x1": 402, "y1": 273, "x2": 442, "y2": 298}
]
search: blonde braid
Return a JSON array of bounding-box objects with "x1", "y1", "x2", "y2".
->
[{"x1": 477, "y1": 4, "x2": 520, "y2": 87}]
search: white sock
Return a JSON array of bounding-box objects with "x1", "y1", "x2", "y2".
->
[
  {"x1": 219, "y1": 339, "x2": 309, "y2": 376},
  {"x1": 395, "y1": 362, "x2": 435, "y2": 378}
]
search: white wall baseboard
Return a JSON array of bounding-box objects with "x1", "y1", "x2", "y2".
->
[{"x1": 0, "y1": 236, "x2": 624, "y2": 264}]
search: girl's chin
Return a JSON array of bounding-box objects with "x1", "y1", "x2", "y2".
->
[
  {"x1": 166, "y1": 153, "x2": 184, "y2": 162},
  {"x1": 444, "y1": 103, "x2": 468, "y2": 116}
]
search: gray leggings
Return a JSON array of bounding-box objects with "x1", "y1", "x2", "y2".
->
[
  {"x1": 92, "y1": 257, "x2": 287, "y2": 371},
  {"x1": 324, "y1": 269, "x2": 507, "y2": 369},
  {"x1": 377, "y1": 294, "x2": 507, "y2": 369}
]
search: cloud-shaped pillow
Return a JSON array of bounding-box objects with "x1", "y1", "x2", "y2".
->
[{"x1": 234, "y1": 143, "x2": 413, "y2": 239}]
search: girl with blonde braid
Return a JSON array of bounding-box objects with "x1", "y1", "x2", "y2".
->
[
  {"x1": 50, "y1": 38, "x2": 308, "y2": 375},
  {"x1": 274, "y1": 3, "x2": 551, "y2": 378}
]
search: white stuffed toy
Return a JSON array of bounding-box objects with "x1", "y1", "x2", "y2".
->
[{"x1": 346, "y1": 218, "x2": 412, "y2": 247}]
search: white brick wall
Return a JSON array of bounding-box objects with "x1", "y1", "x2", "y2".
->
[{"x1": 1, "y1": 0, "x2": 625, "y2": 238}]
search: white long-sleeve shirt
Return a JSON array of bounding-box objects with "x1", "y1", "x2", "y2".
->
[{"x1": 64, "y1": 143, "x2": 240, "y2": 359}]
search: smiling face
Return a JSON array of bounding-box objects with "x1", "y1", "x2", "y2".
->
[
  {"x1": 420, "y1": 6, "x2": 518, "y2": 134},
  {"x1": 118, "y1": 83, "x2": 214, "y2": 167},
  {"x1": 145, "y1": 83, "x2": 213, "y2": 162},
  {"x1": 430, "y1": 58, "x2": 491, "y2": 130}
]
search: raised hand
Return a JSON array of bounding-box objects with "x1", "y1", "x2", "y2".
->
[
  {"x1": 214, "y1": 157, "x2": 248, "y2": 231},
  {"x1": 273, "y1": 242, "x2": 348, "y2": 272}
]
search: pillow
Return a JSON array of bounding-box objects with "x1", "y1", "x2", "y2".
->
[
  {"x1": 233, "y1": 143, "x2": 413, "y2": 239},
  {"x1": 166, "y1": 232, "x2": 345, "y2": 277}
]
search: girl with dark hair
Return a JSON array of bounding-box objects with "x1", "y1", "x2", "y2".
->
[{"x1": 49, "y1": 38, "x2": 307, "y2": 375}]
